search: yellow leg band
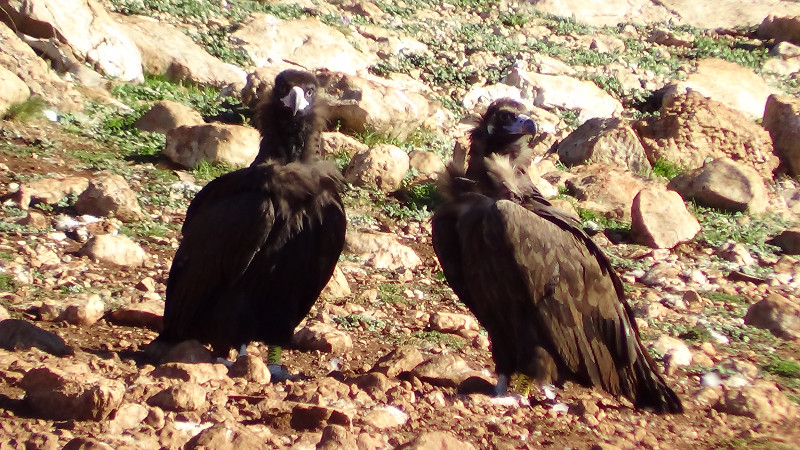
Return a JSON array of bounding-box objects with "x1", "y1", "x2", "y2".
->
[{"x1": 267, "y1": 345, "x2": 283, "y2": 365}]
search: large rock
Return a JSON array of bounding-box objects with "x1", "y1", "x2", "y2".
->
[
  {"x1": 668, "y1": 157, "x2": 768, "y2": 213},
  {"x1": 566, "y1": 164, "x2": 647, "y2": 220},
  {"x1": 763, "y1": 94, "x2": 800, "y2": 177},
  {"x1": 0, "y1": 0, "x2": 143, "y2": 81},
  {"x1": 345, "y1": 144, "x2": 410, "y2": 191},
  {"x1": 0, "y1": 22, "x2": 83, "y2": 111},
  {"x1": 400, "y1": 431, "x2": 478, "y2": 450},
  {"x1": 714, "y1": 380, "x2": 798, "y2": 422},
  {"x1": 13, "y1": 176, "x2": 89, "y2": 210},
  {"x1": 345, "y1": 231, "x2": 422, "y2": 270},
  {"x1": 164, "y1": 123, "x2": 260, "y2": 169},
  {"x1": 636, "y1": 91, "x2": 777, "y2": 178},
  {"x1": 663, "y1": 59, "x2": 777, "y2": 119},
  {"x1": 529, "y1": 0, "x2": 800, "y2": 30},
  {"x1": 293, "y1": 321, "x2": 354, "y2": 353},
  {"x1": 147, "y1": 382, "x2": 207, "y2": 412},
  {"x1": 631, "y1": 186, "x2": 700, "y2": 249},
  {"x1": 74, "y1": 172, "x2": 144, "y2": 222},
  {"x1": 0, "y1": 65, "x2": 30, "y2": 115},
  {"x1": 80, "y1": 234, "x2": 148, "y2": 267},
  {"x1": 21, "y1": 366, "x2": 124, "y2": 421},
  {"x1": 503, "y1": 64, "x2": 623, "y2": 123},
  {"x1": 185, "y1": 423, "x2": 269, "y2": 450},
  {"x1": 744, "y1": 292, "x2": 800, "y2": 340},
  {"x1": 134, "y1": 100, "x2": 205, "y2": 134},
  {"x1": 233, "y1": 15, "x2": 376, "y2": 74},
  {"x1": 117, "y1": 14, "x2": 246, "y2": 88},
  {"x1": 557, "y1": 117, "x2": 651, "y2": 173},
  {"x1": 322, "y1": 71, "x2": 447, "y2": 140}
]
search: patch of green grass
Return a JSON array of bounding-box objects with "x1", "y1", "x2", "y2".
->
[
  {"x1": 120, "y1": 220, "x2": 175, "y2": 240},
  {"x1": 575, "y1": 207, "x2": 631, "y2": 233},
  {"x1": 650, "y1": 159, "x2": 684, "y2": 180},
  {"x1": 377, "y1": 283, "x2": 415, "y2": 304},
  {"x1": 0, "y1": 273, "x2": 16, "y2": 293},
  {"x1": 555, "y1": 108, "x2": 581, "y2": 130},
  {"x1": 687, "y1": 35, "x2": 769, "y2": 71},
  {"x1": 411, "y1": 330, "x2": 466, "y2": 350},
  {"x1": 191, "y1": 160, "x2": 237, "y2": 181},
  {"x1": 352, "y1": 126, "x2": 403, "y2": 147},
  {"x1": 763, "y1": 357, "x2": 800, "y2": 379},
  {"x1": 187, "y1": 27, "x2": 251, "y2": 66},
  {"x1": 692, "y1": 204, "x2": 793, "y2": 257},
  {"x1": 334, "y1": 314, "x2": 387, "y2": 332},
  {"x1": 3, "y1": 96, "x2": 48, "y2": 121}
]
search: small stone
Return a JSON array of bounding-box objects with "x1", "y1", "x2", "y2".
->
[
  {"x1": 21, "y1": 366, "x2": 124, "y2": 421},
  {"x1": 293, "y1": 321, "x2": 353, "y2": 353},
  {"x1": 147, "y1": 382, "x2": 207, "y2": 412},
  {"x1": 412, "y1": 353, "x2": 480, "y2": 387},
  {"x1": 360, "y1": 406, "x2": 408, "y2": 429},
  {"x1": 74, "y1": 172, "x2": 144, "y2": 222},
  {"x1": 401, "y1": 431, "x2": 477, "y2": 450},
  {"x1": 80, "y1": 234, "x2": 148, "y2": 267},
  {"x1": 714, "y1": 380, "x2": 798, "y2": 422},
  {"x1": 650, "y1": 335, "x2": 692, "y2": 370},
  {"x1": 228, "y1": 354, "x2": 271, "y2": 383},
  {"x1": 108, "y1": 300, "x2": 164, "y2": 331},
  {"x1": 317, "y1": 424, "x2": 357, "y2": 450},
  {"x1": 345, "y1": 144, "x2": 410, "y2": 191},
  {"x1": 151, "y1": 362, "x2": 229, "y2": 384},
  {"x1": 744, "y1": 292, "x2": 800, "y2": 340},
  {"x1": 157, "y1": 339, "x2": 215, "y2": 364},
  {"x1": 372, "y1": 346, "x2": 424, "y2": 378},
  {"x1": 184, "y1": 422, "x2": 269, "y2": 450},
  {"x1": 60, "y1": 293, "x2": 106, "y2": 326},
  {"x1": 110, "y1": 402, "x2": 149, "y2": 430}
]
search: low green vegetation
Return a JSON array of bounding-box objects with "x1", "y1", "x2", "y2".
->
[
  {"x1": 3, "y1": 96, "x2": 47, "y2": 122},
  {"x1": 650, "y1": 159, "x2": 685, "y2": 180},
  {"x1": 0, "y1": 274, "x2": 15, "y2": 293},
  {"x1": 410, "y1": 330, "x2": 466, "y2": 350},
  {"x1": 335, "y1": 313, "x2": 387, "y2": 331},
  {"x1": 763, "y1": 357, "x2": 800, "y2": 379},
  {"x1": 692, "y1": 205, "x2": 792, "y2": 258},
  {"x1": 575, "y1": 207, "x2": 631, "y2": 233},
  {"x1": 192, "y1": 160, "x2": 237, "y2": 182}
]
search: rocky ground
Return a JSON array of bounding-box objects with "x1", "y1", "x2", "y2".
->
[{"x1": 3, "y1": 0, "x2": 800, "y2": 449}]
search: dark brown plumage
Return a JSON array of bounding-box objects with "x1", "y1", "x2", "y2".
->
[
  {"x1": 432, "y1": 98, "x2": 682, "y2": 413},
  {"x1": 155, "y1": 70, "x2": 346, "y2": 378}
]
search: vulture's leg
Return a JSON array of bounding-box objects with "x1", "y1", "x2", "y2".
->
[
  {"x1": 266, "y1": 345, "x2": 298, "y2": 382},
  {"x1": 494, "y1": 373, "x2": 511, "y2": 396}
]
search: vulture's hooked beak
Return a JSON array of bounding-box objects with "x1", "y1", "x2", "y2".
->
[
  {"x1": 281, "y1": 86, "x2": 309, "y2": 116},
  {"x1": 503, "y1": 114, "x2": 537, "y2": 136}
]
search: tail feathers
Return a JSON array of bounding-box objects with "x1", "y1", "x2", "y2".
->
[{"x1": 627, "y1": 352, "x2": 684, "y2": 414}]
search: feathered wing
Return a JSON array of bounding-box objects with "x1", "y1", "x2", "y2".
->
[
  {"x1": 433, "y1": 193, "x2": 682, "y2": 413},
  {"x1": 162, "y1": 167, "x2": 276, "y2": 347},
  {"x1": 160, "y1": 162, "x2": 346, "y2": 353}
]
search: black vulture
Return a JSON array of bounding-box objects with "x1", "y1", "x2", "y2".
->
[
  {"x1": 155, "y1": 70, "x2": 346, "y2": 381},
  {"x1": 432, "y1": 98, "x2": 682, "y2": 413}
]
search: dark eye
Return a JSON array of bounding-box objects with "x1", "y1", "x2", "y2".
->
[
  {"x1": 498, "y1": 111, "x2": 512, "y2": 122},
  {"x1": 306, "y1": 88, "x2": 315, "y2": 98}
]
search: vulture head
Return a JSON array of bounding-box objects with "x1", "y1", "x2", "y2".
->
[
  {"x1": 272, "y1": 69, "x2": 318, "y2": 118},
  {"x1": 253, "y1": 69, "x2": 324, "y2": 165},
  {"x1": 464, "y1": 98, "x2": 538, "y2": 190}
]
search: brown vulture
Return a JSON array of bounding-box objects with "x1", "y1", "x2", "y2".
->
[
  {"x1": 155, "y1": 70, "x2": 346, "y2": 381},
  {"x1": 432, "y1": 98, "x2": 682, "y2": 413}
]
